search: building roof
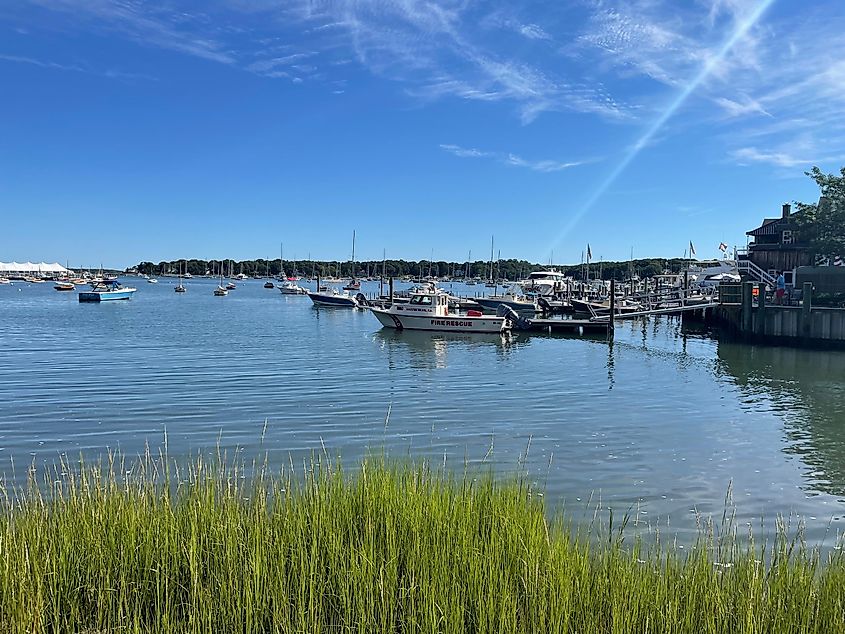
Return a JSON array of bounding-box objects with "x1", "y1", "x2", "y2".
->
[{"x1": 745, "y1": 217, "x2": 791, "y2": 237}]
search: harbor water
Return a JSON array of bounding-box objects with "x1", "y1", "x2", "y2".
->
[{"x1": 2, "y1": 277, "x2": 844, "y2": 543}]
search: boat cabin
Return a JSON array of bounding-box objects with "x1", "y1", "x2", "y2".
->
[{"x1": 397, "y1": 287, "x2": 450, "y2": 316}]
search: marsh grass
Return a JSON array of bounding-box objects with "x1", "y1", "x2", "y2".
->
[{"x1": 1, "y1": 450, "x2": 843, "y2": 633}]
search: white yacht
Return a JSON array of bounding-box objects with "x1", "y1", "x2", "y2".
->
[
  {"x1": 370, "y1": 284, "x2": 510, "y2": 333},
  {"x1": 683, "y1": 260, "x2": 740, "y2": 288},
  {"x1": 520, "y1": 270, "x2": 568, "y2": 295}
]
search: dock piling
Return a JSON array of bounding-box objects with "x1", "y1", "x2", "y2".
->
[
  {"x1": 802, "y1": 281, "x2": 813, "y2": 335},
  {"x1": 609, "y1": 279, "x2": 616, "y2": 335},
  {"x1": 742, "y1": 282, "x2": 754, "y2": 331}
]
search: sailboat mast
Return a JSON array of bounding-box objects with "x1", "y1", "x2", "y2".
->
[{"x1": 489, "y1": 236, "x2": 494, "y2": 282}]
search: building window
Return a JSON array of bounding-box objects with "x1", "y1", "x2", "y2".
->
[{"x1": 782, "y1": 230, "x2": 793, "y2": 244}]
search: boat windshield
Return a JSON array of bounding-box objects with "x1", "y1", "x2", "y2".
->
[
  {"x1": 528, "y1": 271, "x2": 563, "y2": 280},
  {"x1": 409, "y1": 294, "x2": 433, "y2": 305}
]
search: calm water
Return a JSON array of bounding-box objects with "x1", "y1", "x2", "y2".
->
[{"x1": 2, "y1": 277, "x2": 845, "y2": 542}]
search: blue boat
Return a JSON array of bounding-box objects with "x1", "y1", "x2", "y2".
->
[
  {"x1": 307, "y1": 288, "x2": 359, "y2": 307},
  {"x1": 78, "y1": 280, "x2": 137, "y2": 302}
]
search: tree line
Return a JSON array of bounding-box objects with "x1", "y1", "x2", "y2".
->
[{"x1": 133, "y1": 257, "x2": 693, "y2": 281}]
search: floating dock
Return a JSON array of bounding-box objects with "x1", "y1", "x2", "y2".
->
[{"x1": 524, "y1": 318, "x2": 610, "y2": 335}]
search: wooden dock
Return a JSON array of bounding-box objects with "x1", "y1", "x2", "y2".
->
[{"x1": 522, "y1": 318, "x2": 610, "y2": 335}]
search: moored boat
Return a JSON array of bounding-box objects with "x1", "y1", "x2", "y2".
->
[
  {"x1": 78, "y1": 281, "x2": 137, "y2": 302},
  {"x1": 473, "y1": 287, "x2": 538, "y2": 313},
  {"x1": 54, "y1": 281, "x2": 75, "y2": 291},
  {"x1": 307, "y1": 287, "x2": 359, "y2": 307},
  {"x1": 370, "y1": 284, "x2": 510, "y2": 333},
  {"x1": 571, "y1": 298, "x2": 642, "y2": 315},
  {"x1": 279, "y1": 281, "x2": 308, "y2": 295},
  {"x1": 520, "y1": 269, "x2": 568, "y2": 295}
]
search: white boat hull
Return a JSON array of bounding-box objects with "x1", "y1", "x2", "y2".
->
[{"x1": 371, "y1": 307, "x2": 508, "y2": 333}]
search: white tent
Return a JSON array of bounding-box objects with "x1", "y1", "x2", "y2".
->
[{"x1": 0, "y1": 261, "x2": 71, "y2": 274}]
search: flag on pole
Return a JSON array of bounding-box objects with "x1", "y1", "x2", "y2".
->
[
  {"x1": 719, "y1": 242, "x2": 728, "y2": 253},
  {"x1": 587, "y1": 244, "x2": 592, "y2": 261},
  {"x1": 689, "y1": 241, "x2": 696, "y2": 257}
]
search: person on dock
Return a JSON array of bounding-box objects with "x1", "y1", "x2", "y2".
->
[{"x1": 775, "y1": 271, "x2": 786, "y2": 305}]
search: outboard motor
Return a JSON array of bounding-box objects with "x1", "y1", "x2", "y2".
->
[
  {"x1": 496, "y1": 304, "x2": 533, "y2": 331},
  {"x1": 355, "y1": 293, "x2": 369, "y2": 307}
]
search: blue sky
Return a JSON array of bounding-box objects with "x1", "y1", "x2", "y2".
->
[{"x1": 1, "y1": 0, "x2": 844, "y2": 268}]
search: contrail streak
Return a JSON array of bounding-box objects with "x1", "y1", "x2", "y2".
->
[{"x1": 546, "y1": 0, "x2": 777, "y2": 259}]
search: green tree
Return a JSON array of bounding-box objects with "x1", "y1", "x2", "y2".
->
[{"x1": 794, "y1": 166, "x2": 845, "y2": 260}]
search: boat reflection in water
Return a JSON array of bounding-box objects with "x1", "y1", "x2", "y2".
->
[
  {"x1": 372, "y1": 329, "x2": 517, "y2": 371},
  {"x1": 716, "y1": 340, "x2": 845, "y2": 497}
]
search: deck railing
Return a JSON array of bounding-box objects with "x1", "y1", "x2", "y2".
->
[{"x1": 736, "y1": 259, "x2": 775, "y2": 286}]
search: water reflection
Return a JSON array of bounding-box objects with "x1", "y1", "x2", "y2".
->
[
  {"x1": 717, "y1": 341, "x2": 845, "y2": 496},
  {"x1": 372, "y1": 329, "x2": 517, "y2": 370}
]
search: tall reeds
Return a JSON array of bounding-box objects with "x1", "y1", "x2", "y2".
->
[{"x1": 0, "y1": 451, "x2": 843, "y2": 632}]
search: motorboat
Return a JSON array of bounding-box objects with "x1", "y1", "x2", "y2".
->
[
  {"x1": 697, "y1": 271, "x2": 741, "y2": 288},
  {"x1": 226, "y1": 281, "x2": 237, "y2": 290},
  {"x1": 473, "y1": 287, "x2": 538, "y2": 312},
  {"x1": 571, "y1": 297, "x2": 642, "y2": 316},
  {"x1": 370, "y1": 283, "x2": 510, "y2": 333},
  {"x1": 0, "y1": 277, "x2": 10, "y2": 285},
  {"x1": 279, "y1": 281, "x2": 308, "y2": 295},
  {"x1": 147, "y1": 277, "x2": 158, "y2": 284},
  {"x1": 54, "y1": 281, "x2": 75, "y2": 291},
  {"x1": 307, "y1": 287, "x2": 359, "y2": 307},
  {"x1": 520, "y1": 270, "x2": 568, "y2": 295},
  {"x1": 78, "y1": 280, "x2": 137, "y2": 302},
  {"x1": 343, "y1": 279, "x2": 361, "y2": 291},
  {"x1": 263, "y1": 280, "x2": 275, "y2": 289},
  {"x1": 682, "y1": 260, "x2": 739, "y2": 288}
]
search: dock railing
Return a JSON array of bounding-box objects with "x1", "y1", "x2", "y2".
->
[{"x1": 736, "y1": 259, "x2": 775, "y2": 286}]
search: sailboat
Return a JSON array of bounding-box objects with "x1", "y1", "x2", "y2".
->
[
  {"x1": 264, "y1": 257, "x2": 275, "y2": 288},
  {"x1": 175, "y1": 260, "x2": 187, "y2": 293},
  {"x1": 225, "y1": 261, "x2": 237, "y2": 290},
  {"x1": 213, "y1": 261, "x2": 228, "y2": 296},
  {"x1": 485, "y1": 236, "x2": 497, "y2": 287},
  {"x1": 343, "y1": 230, "x2": 361, "y2": 290}
]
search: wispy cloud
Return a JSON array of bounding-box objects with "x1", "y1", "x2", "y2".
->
[
  {"x1": 0, "y1": 52, "x2": 155, "y2": 80},
  {"x1": 518, "y1": 24, "x2": 551, "y2": 41},
  {"x1": 713, "y1": 94, "x2": 770, "y2": 118},
  {"x1": 25, "y1": 0, "x2": 237, "y2": 65},
  {"x1": 731, "y1": 147, "x2": 813, "y2": 169},
  {"x1": 9, "y1": 0, "x2": 845, "y2": 165},
  {"x1": 570, "y1": 0, "x2": 845, "y2": 169},
  {"x1": 17, "y1": 0, "x2": 632, "y2": 122},
  {"x1": 439, "y1": 143, "x2": 588, "y2": 172}
]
